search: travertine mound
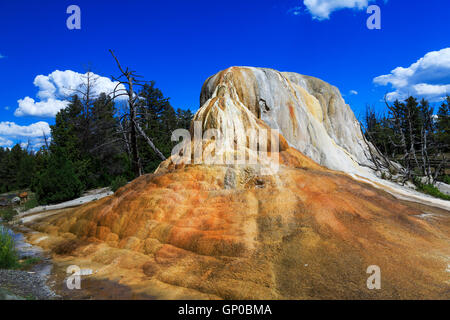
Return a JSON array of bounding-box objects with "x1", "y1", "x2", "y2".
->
[
  {"x1": 30, "y1": 163, "x2": 450, "y2": 299},
  {"x1": 24, "y1": 67, "x2": 450, "y2": 299},
  {"x1": 172, "y1": 66, "x2": 449, "y2": 210},
  {"x1": 197, "y1": 67, "x2": 375, "y2": 175}
]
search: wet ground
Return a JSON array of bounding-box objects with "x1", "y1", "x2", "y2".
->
[
  {"x1": 49, "y1": 266, "x2": 155, "y2": 300},
  {"x1": 1, "y1": 224, "x2": 154, "y2": 300},
  {"x1": 0, "y1": 225, "x2": 58, "y2": 300}
]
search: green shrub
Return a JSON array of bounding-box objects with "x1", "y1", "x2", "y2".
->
[
  {"x1": 35, "y1": 153, "x2": 83, "y2": 205},
  {"x1": 440, "y1": 175, "x2": 450, "y2": 185},
  {"x1": 0, "y1": 226, "x2": 18, "y2": 269},
  {"x1": 414, "y1": 177, "x2": 450, "y2": 201},
  {"x1": 0, "y1": 208, "x2": 18, "y2": 222},
  {"x1": 419, "y1": 184, "x2": 450, "y2": 201},
  {"x1": 111, "y1": 176, "x2": 128, "y2": 193},
  {"x1": 22, "y1": 194, "x2": 38, "y2": 211}
]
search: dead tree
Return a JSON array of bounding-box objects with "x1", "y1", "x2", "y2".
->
[
  {"x1": 405, "y1": 100, "x2": 420, "y2": 170},
  {"x1": 385, "y1": 97, "x2": 412, "y2": 184},
  {"x1": 42, "y1": 130, "x2": 50, "y2": 150},
  {"x1": 108, "y1": 50, "x2": 166, "y2": 177}
]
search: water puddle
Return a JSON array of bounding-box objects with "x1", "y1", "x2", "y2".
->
[
  {"x1": 2, "y1": 225, "x2": 53, "y2": 278},
  {"x1": 2, "y1": 225, "x2": 154, "y2": 299}
]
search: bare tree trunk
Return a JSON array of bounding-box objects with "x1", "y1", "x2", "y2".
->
[
  {"x1": 119, "y1": 121, "x2": 132, "y2": 157},
  {"x1": 134, "y1": 120, "x2": 166, "y2": 161},
  {"x1": 109, "y1": 50, "x2": 141, "y2": 178},
  {"x1": 386, "y1": 99, "x2": 411, "y2": 184},
  {"x1": 406, "y1": 107, "x2": 420, "y2": 170},
  {"x1": 129, "y1": 101, "x2": 140, "y2": 177},
  {"x1": 420, "y1": 126, "x2": 427, "y2": 178},
  {"x1": 433, "y1": 154, "x2": 446, "y2": 182},
  {"x1": 42, "y1": 130, "x2": 50, "y2": 150},
  {"x1": 109, "y1": 49, "x2": 167, "y2": 176},
  {"x1": 359, "y1": 123, "x2": 380, "y2": 171}
]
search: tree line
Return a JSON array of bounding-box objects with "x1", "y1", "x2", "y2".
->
[
  {"x1": 0, "y1": 53, "x2": 193, "y2": 204},
  {"x1": 363, "y1": 95, "x2": 449, "y2": 188}
]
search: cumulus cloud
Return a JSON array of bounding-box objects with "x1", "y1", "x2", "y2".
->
[
  {"x1": 14, "y1": 70, "x2": 126, "y2": 117},
  {"x1": 0, "y1": 137, "x2": 13, "y2": 147},
  {"x1": 350, "y1": 90, "x2": 358, "y2": 95},
  {"x1": 0, "y1": 121, "x2": 51, "y2": 148},
  {"x1": 0, "y1": 121, "x2": 51, "y2": 138},
  {"x1": 302, "y1": 0, "x2": 375, "y2": 20},
  {"x1": 373, "y1": 48, "x2": 450, "y2": 102},
  {"x1": 16, "y1": 97, "x2": 69, "y2": 118}
]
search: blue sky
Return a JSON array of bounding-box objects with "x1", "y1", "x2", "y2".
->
[{"x1": 0, "y1": 0, "x2": 449, "y2": 148}]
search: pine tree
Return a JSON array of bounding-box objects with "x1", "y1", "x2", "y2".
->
[
  {"x1": 176, "y1": 108, "x2": 193, "y2": 130},
  {"x1": 88, "y1": 93, "x2": 129, "y2": 185},
  {"x1": 34, "y1": 150, "x2": 83, "y2": 205},
  {"x1": 436, "y1": 96, "x2": 449, "y2": 151},
  {"x1": 136, "y1": 82, "x2": 175, "y2": 172}
]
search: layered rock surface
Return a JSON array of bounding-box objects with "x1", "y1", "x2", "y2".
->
[
  {"x1": 27, "y1": 164, "x2": 450, "y2": 299},
  {"x1": 198, "y1": 67, "x2": 373, "y2": 175},
  {"x1": 22, "y1": 67, "x2": 450, "y2": 299},
  {"x1": 171, "y1": 67, "x2": 449, "y2": 210}
]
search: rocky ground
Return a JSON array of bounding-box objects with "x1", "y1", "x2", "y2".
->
[
  {"x1": 0, "y1": 188, "x2": 118, "y2": 300},
  {"x1": 0, "y1": 269, "x2": 58, "y2": 300},
  {"x1": 0, "y1": 224, "x2": 60, "y2": 300}
]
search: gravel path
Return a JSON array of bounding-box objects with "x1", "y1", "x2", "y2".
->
[{"x1": 0, "y1": 269, "x2": 59, "y2": 300}]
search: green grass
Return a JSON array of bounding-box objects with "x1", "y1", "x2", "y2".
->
[
  {"x1": 438, "y1": 175, "x2": 450, "y2": 185},
  {"x1": 0, "y1": 207, "x2": 18, "y2": 222},
  {"x1": 22, "y1": 194, "x2": 38, "y2": 211},
  {"x1": 0, "y1": 226, "x2": 18, "y2": 269},
  {"x1": 0, "y1": 226, "x2": 43, "y2": 270},
  {"x1": 18, "y1": 257, "x2": 42, "y2": 270},
  {"x1": 414, "y1": 177, "x2": 450, "y2": 201},
  {"x1": 418, "y1": 184, "x2": 450, "y2": 201}
]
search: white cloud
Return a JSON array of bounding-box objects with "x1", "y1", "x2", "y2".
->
[
  {"x1": 0, "y1": 121, "x2": 50, "y2": 138},
  {"x1": 19, "y1": 139, "x2": 46, "y2": 150},
  {"x1": 16, "y1": 97, "x2": 69, "y2": 118},
  {"x1": 14, "y1": 70, "x2": 126, "y2": 117},
  {"x1": 0, "y1": 137, "x2": 13, "y2": 147},
  {"x1": 4, "y1": 106, "x2": 10, "y2": 110},
  {"x1": 374, "y1": 48, "x2": 450, "y2": 102},
  {"x1": 350, "y1": 90, "x2": 358, "y2": 95},
  {"x1": 302, "y1": 0, "x2": 374, "y2": 20},
  {"x1": 0, "y1": 121, "x2": 51, "y2": 148},
  {"x1": 288, "y1": 6, "x2": 303, "y2": 16}
]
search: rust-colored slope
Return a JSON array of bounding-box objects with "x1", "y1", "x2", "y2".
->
[{"x1": 27, "y1": 158, "x2": 450, "y2": 299}]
